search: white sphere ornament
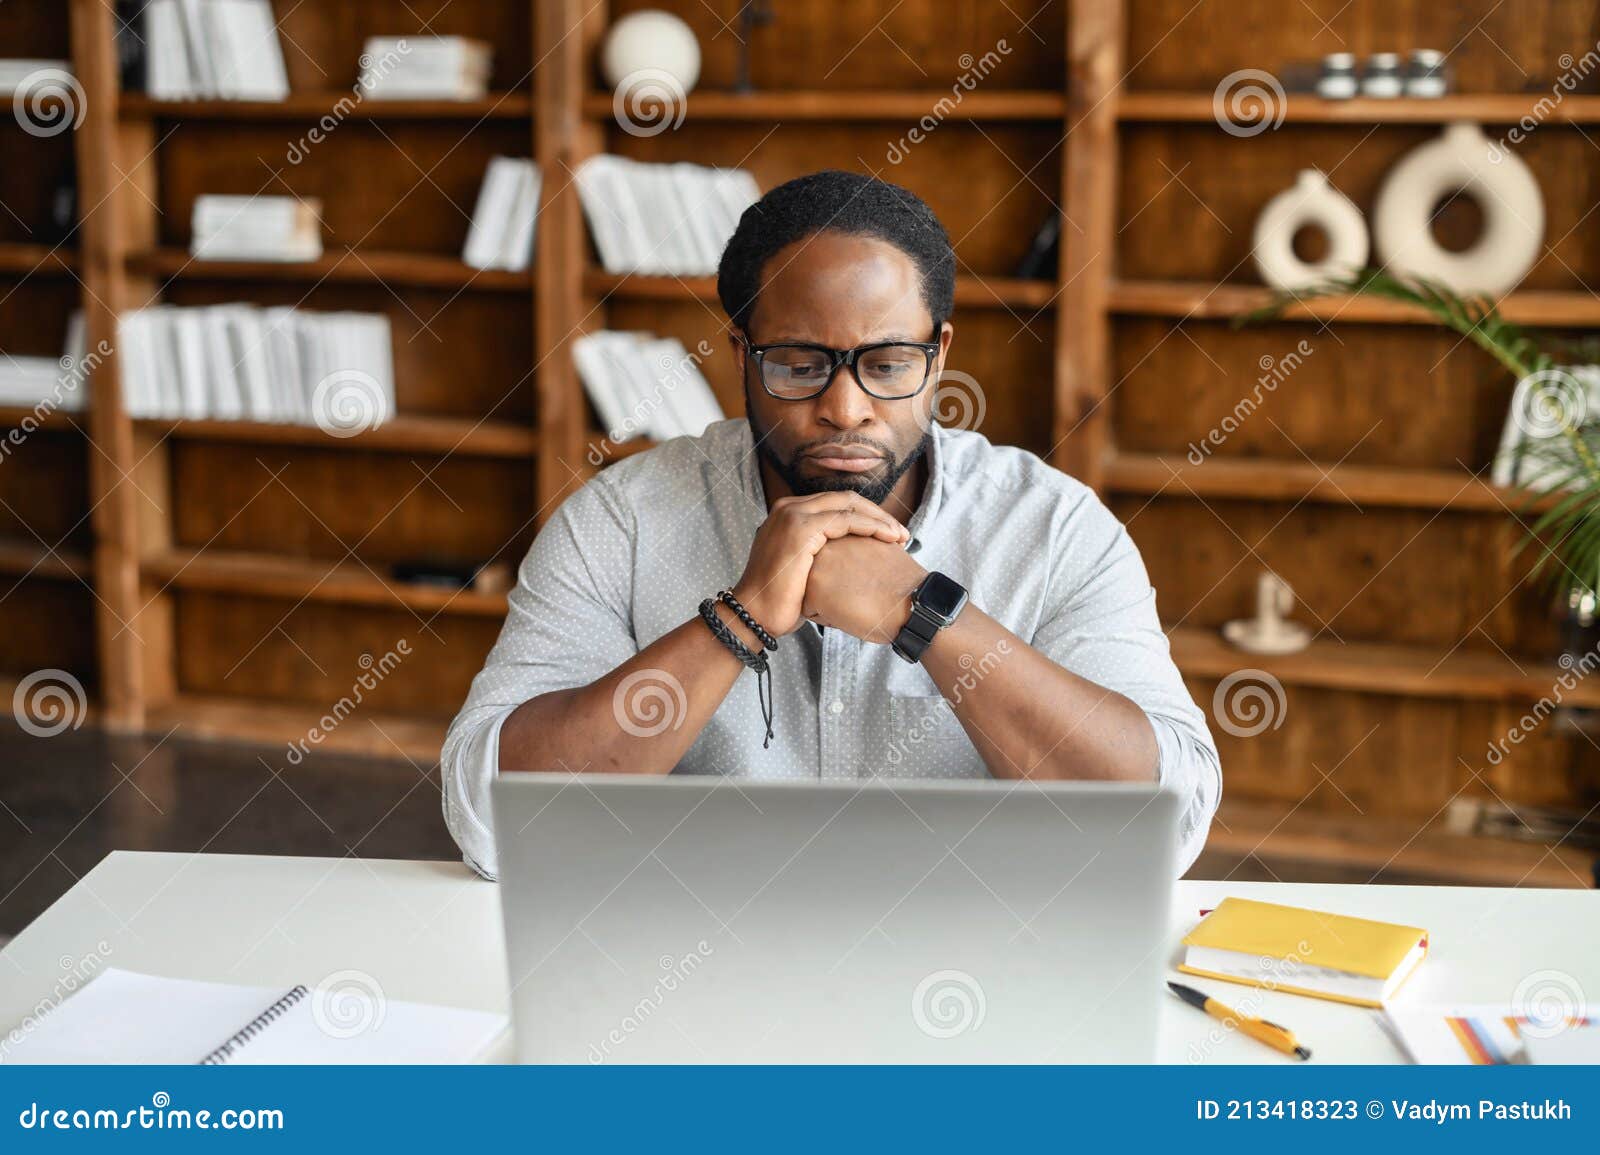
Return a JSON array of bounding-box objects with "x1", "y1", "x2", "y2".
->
[
  {"x1": 1252, "y1": 168, "x2": 1370, "y2": 291},
  {"x1": 602, "y1": 11, "x2": 701, "y2": 97},
  {"x1": 1373, "y1": 122, "x2": 1544, "y2": 296}
]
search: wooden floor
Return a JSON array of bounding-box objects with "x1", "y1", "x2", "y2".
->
[{"x1": 2, "y1": 719, "x2": 1593, "y2": 936}]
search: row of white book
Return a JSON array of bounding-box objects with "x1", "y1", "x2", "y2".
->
[
  {"x1": 145, "y1": 0, "x2": 290, "y2": 100},
  {"x1": 358, "y1": 36, "x2": 493, "y2": 101},
  {"x1": 576, "y1": 156, "x2": 760, "y2": 277},
  {"x1": 191, "y1": 195, "x2": 324, "y2": 262},
  {"x1": 119, "y1": 305, "x2": 394, "y2": 425},
  {"x1": 0, "y1": 317, "x2": 89, "y2": 411},
  {"x1": 574, "y1": 330, "x2": 724, "y2": 443},
  {"x1": 0, "y1": 59, "x2": 71, "y2": 94},
  {"x1": 463, "y1": 159, "x2": 541, "y2": 272}
]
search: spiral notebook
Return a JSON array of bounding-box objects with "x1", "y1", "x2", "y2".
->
[{"x1": 2, "y1": 968, "x2": 508, "y2": 1065}]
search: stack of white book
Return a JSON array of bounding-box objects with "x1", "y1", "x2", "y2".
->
[
  {"x1": 145, "y1": 0, "x2": 289, "y2": 100},
  {"x1": 358, "y1": 37, "x2": 492, "y2": 100},
  {"x1": 573, "y1": 330, "x2": 724, "y2": 443},
  {"x1": 0, "y1": 316, "x2": 88, "y2": 411},
  {"x1": 575, "y1": 157, "x2": 760, "y2": 276},
  {"x1": 463, "y1": 159, "x2": 541, "y2": 272},
  {"x1": 191, "y1": 195, "x2": 323, "y2": 262},
  {"x1": 0, "y1": 59, "x2": 72, "y2": 94},
  {"x1": 118, "y1": 305, "x2": 394, "y2": 425}
]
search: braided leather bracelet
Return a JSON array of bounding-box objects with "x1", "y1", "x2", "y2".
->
[
  {"x1": 716, "y1": 589, "x2": 778, "y2": 652},
  {"x1": 698, "y1": 597, "x2": 776, "y2": 748}
]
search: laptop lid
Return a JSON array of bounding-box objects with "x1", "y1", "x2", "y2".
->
[{"x1": 492, "y1": 774, "x2": 1180, "y2": 1063}]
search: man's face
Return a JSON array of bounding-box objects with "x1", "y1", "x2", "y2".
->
[{"x1": 732, "y1": 230, "x2": 953, "y2": 506}]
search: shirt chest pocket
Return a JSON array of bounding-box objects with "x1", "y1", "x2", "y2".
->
[{"x1": 883, "y1": 664, "x2": 976, "y2": 771}]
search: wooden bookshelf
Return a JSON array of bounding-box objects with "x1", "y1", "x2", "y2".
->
[
  {"x1": 0, "y1": 2, "x2": 98, "y2": 701},
  {"x1": 2, "y1": 0, "x2": 1590, "y2": 884},
  {"x1": 128, "y1": 248, "x2": 533, "y2": 292},
  {"x1": 1117, "y1": 91, "x2": 1600, "y2": 126},
  {"x1": 120, "y1": 93, "x2": 534, "y2": 122},
  {"x1": 1087, "y1": 0, "x2": 1600, "y2": 881},
  {"x1": 1109, "y1": 279, "x2": 1600, "y2": 327}
]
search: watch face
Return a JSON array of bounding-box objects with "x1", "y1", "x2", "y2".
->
[{"x1": 917, "y1": 571, "x2": 967, "y2": 620}]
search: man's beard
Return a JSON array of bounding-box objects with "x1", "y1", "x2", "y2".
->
[{"x1": 748, "y1": 412, "x2": 931, "y2": 507}]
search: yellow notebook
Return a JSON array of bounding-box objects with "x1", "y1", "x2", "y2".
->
[{"x1": 1177, "y1": 897, "x2": 1428, "y2": 1008}]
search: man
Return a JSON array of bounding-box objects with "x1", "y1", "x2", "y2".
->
[{"x1": 442, "y1": 170, "x2": 1220, "y2": 880}]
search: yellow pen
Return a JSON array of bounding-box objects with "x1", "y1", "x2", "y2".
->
[{"x1": 1168, "y1": 981, "x2": 1312, "y2": 1060}]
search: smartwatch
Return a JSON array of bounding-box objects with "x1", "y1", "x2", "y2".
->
[{"x1": 892, "y1": 571, "x2": 969, "y2": 663}]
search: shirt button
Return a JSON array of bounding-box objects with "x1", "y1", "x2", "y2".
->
[{"x1": 828, "y1": 700, "x2": 845, "y2": 716}]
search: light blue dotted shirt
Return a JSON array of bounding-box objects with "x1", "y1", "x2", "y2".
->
[{"x1": 441, "y1": 418, "x2": 1221, "y2": 880}]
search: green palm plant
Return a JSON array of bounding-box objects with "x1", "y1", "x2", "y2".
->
[{"x1": 1244, "y1": 269, "x2": 1600, "y2": 598}]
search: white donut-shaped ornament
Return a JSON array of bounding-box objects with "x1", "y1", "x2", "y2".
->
[
  {"x1": 1252, "y1": 169, "x2": 1369, "y2": 291},
  {"x1": 1373, "y1": 122, "x2": 1544, "y2": 296}
]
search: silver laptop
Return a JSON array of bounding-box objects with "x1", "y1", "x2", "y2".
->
[{"x1": 492, "y1": 773, "x2": 1180, "y2": 1063}]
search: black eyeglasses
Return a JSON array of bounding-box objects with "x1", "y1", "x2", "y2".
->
[{"x1": 737, "y1": 331, "x2": 941, "y2": 401}]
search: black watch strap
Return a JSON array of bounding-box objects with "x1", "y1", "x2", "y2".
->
[{"x1": 892, "y1": 603, "x2": 944, "y2": 663}]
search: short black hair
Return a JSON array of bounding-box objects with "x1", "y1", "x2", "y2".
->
[{"x1": 716, "y1": 169, "x2": 955, "y2": 335}]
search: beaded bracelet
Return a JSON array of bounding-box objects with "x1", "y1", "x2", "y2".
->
[
  {"x1": 698, "y1": 597, "x2": 776, "y2": 748},
  {"x1": 716, "y1": 589, "x2": 779, "y2": 652}
]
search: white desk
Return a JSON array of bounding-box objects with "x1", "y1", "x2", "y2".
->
[{"x1": 3, "y1": 852, "x2": 1596, "y2": 1063}]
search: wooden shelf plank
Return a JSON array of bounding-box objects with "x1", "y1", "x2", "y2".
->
[
  {"x1": 146, "y1": 693, "x2": 448, "y2": 764},
  {"x1": 1167, "y1": 624, "x2": 1600, "y2": 708},
  {"x1": 119, "y1": 92, "x2": 533, "y2": 121},
  {"x1": 136, "y1": 414, "x2": 538, "y2": 458},
  {"x1": 1108, "y1": 279, "x2": 1600, "y2": 327},
  {"x1": 127, "y1": 248, "x2": 533, "y2": 292},
  {"x1": 1105, "y1": 452, "x2": 1534, "y2": 513},
  {"x1": 0, "y1": 540, "x2": 92, "y2": 582},
  {"x1": 1118, "y1": 91, "x2": 1600, "y2": 125},
  {"x1": 142, "y1": 548, "x2": 510, "y2": 617},
  {"x1": 581, "y1": 89, "x2": 1066, "y2": 122},
  {"x1": 0, "y1": 404, "x2": 84, "y2": 431},
  {"x1": 584, "y1": 269, "x2": 1057, "y2": 309},
  {"x1": 1205, "y1": 796, "x2": 1593, "y2": 888},
  {"x1": 0, "y1": 244, "x2": 78, "y2": 277}
]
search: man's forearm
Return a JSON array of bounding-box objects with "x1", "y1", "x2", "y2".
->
[
  {"x1": 919, "y1": 604, "x2": 1160, "y2": 783},
  {"x1": 497, "y1": 605, "x2": 762, "y2": 775}
]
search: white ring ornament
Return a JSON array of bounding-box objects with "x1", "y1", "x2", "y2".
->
[
  {"x1": 1372, "y1": 122, "x2": 1544, "y2": 296},
  {"x1": 1252, "y1": 169, "x2": 1369, "y2": 291}
]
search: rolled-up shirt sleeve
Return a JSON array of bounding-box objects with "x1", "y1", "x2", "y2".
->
[
  {"x1": 440, "y1": 477, "x2": 640, "y2": 879},
  {"x1": 1028, "y1": 490, "x2": 1222, "y2": 876}
]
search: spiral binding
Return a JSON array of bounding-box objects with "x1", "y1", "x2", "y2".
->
[{"x1": 198, "y1": 984, "x2": 309, "y2": 1066}]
